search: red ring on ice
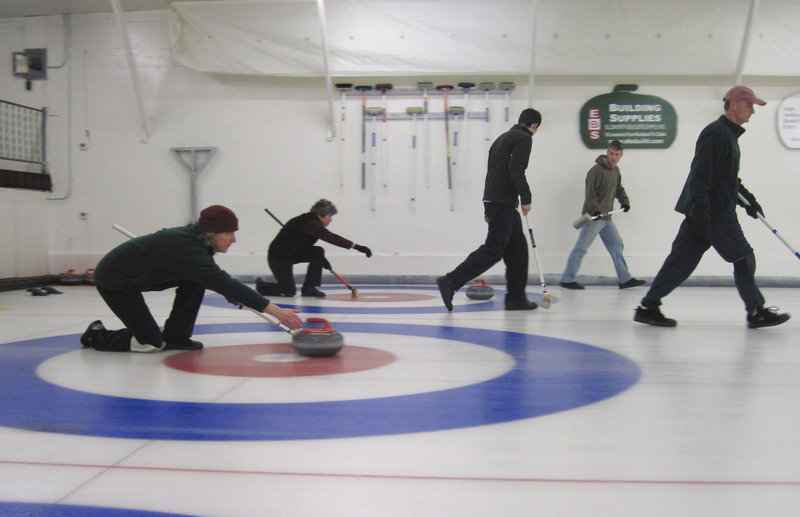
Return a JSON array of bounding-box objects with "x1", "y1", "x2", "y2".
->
[
  {"x1": 324, "y1": 292, "x2": 434, "y2": 302},
  {"x1": 163, "y1": 343, "x2": 396, "y2": 377}
]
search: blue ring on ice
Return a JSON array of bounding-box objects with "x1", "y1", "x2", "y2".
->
[
  {"x1": 0, "y1": 502, "x2": 192, "y2": 516},
  {"x1": 0, "y1": 322, "x2": 639, "y2": 440}
]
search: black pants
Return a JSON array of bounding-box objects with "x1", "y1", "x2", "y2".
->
[
  {"x1": 266, "y1": 246, "x2": 326, "y2": 296},
  {"x1": 93, "y1": 281, "x2": 205, "y2": 351},
  {"x1": 642, "y1": 217, "x2": 764, "y2": 313},
  {"x1": 445, "y1": 202, "x2": 529, "y2": 302}
]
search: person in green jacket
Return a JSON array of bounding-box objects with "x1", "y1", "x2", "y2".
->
[
  {"x1": 80, "y1": 205, "x2": 303, "y2": 352},
  {"x1": 560, "y1": 140, "x2": 645, "y2": 290}
]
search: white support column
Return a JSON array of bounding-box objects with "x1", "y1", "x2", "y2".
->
[
  {"x1": 171, "y1": 147, "x2": 218, "y2": 223},
  {"x1": 317, "y1": 0, "x2": 336, "y2": 141},
  {"x1": 110, "y1": 0, "x2": 150, "y2": 141},
  {"x1": 734, "y1": 0, "x2": 759, "y2": 85},
  {"x1": 527, "y1": 0, "x2": 538, "y2": 106}
]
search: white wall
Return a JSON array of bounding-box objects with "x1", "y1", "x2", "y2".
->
[
  {"x1": 0, "y1": 16, "x2": 54, "y2": 279},
  {"x1": 1, "y1": 9, "x2": 799, "y2": 282}
]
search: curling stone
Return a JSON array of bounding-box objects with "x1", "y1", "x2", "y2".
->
[
  {"x1": 58, "y1": 269, "x2": 84, "y2": 285},
  {"x1": 465, "y1": 278, "x2": 494, "y2": 300},
  {"x1": 82, "y1": 268, "x2": 96, "y2": 285},
  {"x1": 292, "y1": 317, "x2": 344, "y2": 357}
]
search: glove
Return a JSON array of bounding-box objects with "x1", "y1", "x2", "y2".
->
[
  {"x1": 225, "y1": 296, "x2": 243, "y2": 309},
  {"x1": 354, "y1": 244, "x2": 372, "y2": 257},
  {"x1": 738, "y1": 190, "x2": 764, "y2": 219},
  {"x1": 592, "y1": 211, "x2": 602, "y2": 218},
  {"x1": 744, "y1": 200, "x2": 763, "y2": 219},
  {"x1": 621, "y1": 204, "x2": 630, "y2": 212},
  {"x1": 690, "y1": 210, "x2": 710, "y2": 237},
  {"x1": 322, "y1": 257, "x2": 332, "y2": 270}
]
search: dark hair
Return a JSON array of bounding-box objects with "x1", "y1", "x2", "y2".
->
[
  {"x1": 518, "y1": 108, "x2": 542, "y2": 127},
  {"x1": 724, "y1": 99, "x2": 731, "y2": 111},
  {"x1": 608, "y1": 140, "x2": 624, "y2": 151},
  {"x1": 310, "y1": 198, "x2": 337, "y2": 217}
]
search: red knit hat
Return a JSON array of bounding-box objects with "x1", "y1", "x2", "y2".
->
[{"x1": 198, "y1": 205, "x2": 239, "y2": 233}]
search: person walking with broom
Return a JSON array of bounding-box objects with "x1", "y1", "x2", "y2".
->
[
  {"x1": 634, "y1": 86, "x2": 790, "y2": 328},
  {"x1": 436, "y1": 108, "x2": 542, "y2": 311},
  {"x1": 560, "y1": 139, "x2": 645, "y2": 290}
]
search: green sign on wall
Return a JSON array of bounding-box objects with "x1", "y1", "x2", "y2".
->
[{"x1": 579, "y1": 85, "x2": 677, "y2": 149}]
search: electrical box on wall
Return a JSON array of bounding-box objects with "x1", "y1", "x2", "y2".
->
[{"x1": 12, "y1": 48, "x2": 47, "y2": 80}]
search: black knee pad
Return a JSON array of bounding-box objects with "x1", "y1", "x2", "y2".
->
[{"x1": 734, "y1": 253, "x2": 756, "y2": 277}]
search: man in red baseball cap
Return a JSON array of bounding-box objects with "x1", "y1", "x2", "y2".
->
[
  {"x1": 81, "y1": 205, "x2": 303, "y2": 352},
  {"x1": 723, "y1": 85, "x2": 766, "y2": 107},
  {"x1": 635, "y1": 86, "x2": 790, "y2": 329}
]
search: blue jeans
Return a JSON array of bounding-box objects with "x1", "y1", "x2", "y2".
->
[{"x1": 561, "y1": 219, "x2": 632, "y2": 283}]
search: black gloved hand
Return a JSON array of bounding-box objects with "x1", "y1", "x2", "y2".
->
[
  {"x1": 738, "y1": 190, "x2": 764, "y2": 219},
  {"x1": 322, "y1": 257, "x2": 332, "y2": 270},
  {"x1": 690, "y1": 210, "x2": 711, "y2": 237},
  {"x1": 592, "y1": 211, "x2": 602, "y2": 218},
  {"x1": 621, "y1": 204, "x2": 630, "y2": 212},
  {"x1": 745, "y1": 200, "x2": 763, "y2": 219},
  {"x1": 354, "y1": 244, "x2": 372, "y2": 257}
]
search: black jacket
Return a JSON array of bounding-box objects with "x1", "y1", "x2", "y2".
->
[
  {"x1": 269, "y1": 212, "x2": 353, "y2": 259},
  {"x1": 94, "y1": 223, "x2": 268, "y2": 311},
  {"x1": 482, "y1": 123, "x2": 534, "y2": 207},
  {"x1": 675, "y1": 115, "x2": 755, "y2": 221}
]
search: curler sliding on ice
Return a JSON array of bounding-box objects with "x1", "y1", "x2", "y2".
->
[
  {"x1": 79, "y1": 206, "x2": 303, "y2": 354},
  {"x1": 111, "y1": 219, "x2": 301, "y2": 339}
]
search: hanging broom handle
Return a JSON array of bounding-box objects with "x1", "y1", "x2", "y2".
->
[{"x1": 264, "y1": 208, "x2": 284, "y2": 227}]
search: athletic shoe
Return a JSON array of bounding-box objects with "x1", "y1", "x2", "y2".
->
[
  {"x1": 559, "y1": 281, "x2": 585, "y2": 290},
  {"x1": 436, "y1": 275, "x2": 455, "y2": 312},
  {"x1": 80, "y1": 320, "x2": 106, "y2": 348},
  {"x1": 505, "y1": 299, "x2": 538, "y2": 311},
  {"x1": 255, "y1": 277, "x2": 276, "y2": 295},
  {"x1": 255, "y1": 276, "x2": 267, "y2": 292},
  {"x1": 619, "y1": 278, "x2": 646, "y2": 289},
  {"x1": 747, "y1": 307, "x2": 791, "y2": 329},
  {"x1": 130, "y1": 336, "x2": 163, "y2": 353},
  {"x1": 633, "y1": 306, "x2": 677, "y2": 327},
  {"x1": 163, "y1": 339, "x2": 204, "y2": 350},
  {"x1": 301, "y1": 288, "x2": 326, "y2": 297}
]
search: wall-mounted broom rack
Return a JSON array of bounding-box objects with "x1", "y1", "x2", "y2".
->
[
  {"x1": 361, "y1": 111, "x2": 490, "y2": 121},
  {"x1": 341, "y1": 87, "x2": 513, "y2": 98}
]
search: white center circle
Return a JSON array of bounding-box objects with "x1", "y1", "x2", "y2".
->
[
  {"x1": 252, "y1": 353, "x2": 307, "y2": 363},
  {"x1": 37, "y1": 331, "x2": 515, "y2": 404}
]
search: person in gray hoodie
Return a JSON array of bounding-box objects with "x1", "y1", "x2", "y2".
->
[{"x1": 560, "y1": 140, "x2": 645, "y2": 290}]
